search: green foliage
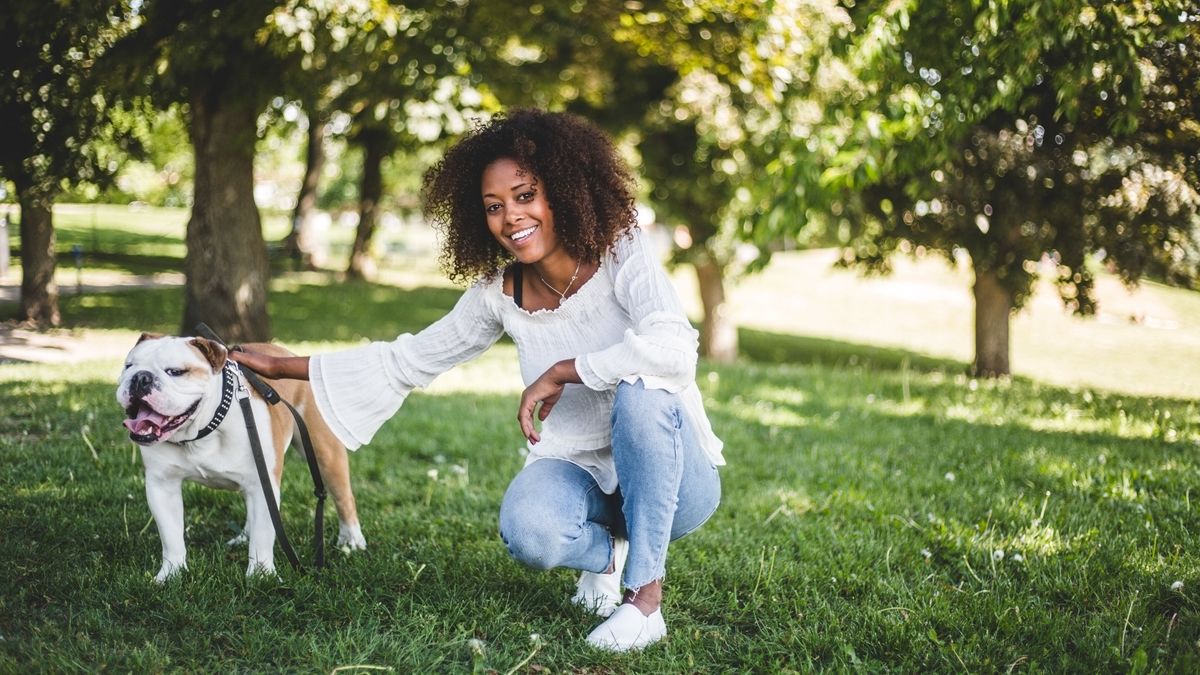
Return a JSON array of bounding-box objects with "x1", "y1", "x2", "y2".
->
[
  {"x1": 0, "y1": 0, "x2": 136, "y2": 202},
  {"x1": 109, "y1": 0, "x2": 288, "y2": 117},
  {"x1": 773, "y1": 0, "x2": 1200, "y2": 310},
  {"x1": 617, "y1": 0, "x2": 839, "y2": 269},
  {"x1": 63, "y1": 105, "x2": 194, "y2": 206}
]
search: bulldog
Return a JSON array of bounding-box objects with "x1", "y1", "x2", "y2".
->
[{"x1": 117, "y1": 333, "x2": 366, "y2": 582}]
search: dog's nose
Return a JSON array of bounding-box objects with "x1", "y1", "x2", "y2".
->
[{"x1": 130, "y1": 370, "x2": 155, "y2": 396}]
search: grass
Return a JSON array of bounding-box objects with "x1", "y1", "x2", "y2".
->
[{"x1": 2, "y1": 206, "x2": 1200, "y2": 671}]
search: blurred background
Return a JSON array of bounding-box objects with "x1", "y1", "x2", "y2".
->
[{"x1": 1, "y1": 0, "x2": 1197, "y2": 387}]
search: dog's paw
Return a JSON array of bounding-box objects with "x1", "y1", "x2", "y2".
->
[
  {"x1": 245, "y1": 560, "x2": 278, "y2": 580},
  {"x1": 226, "y1": 530, "x2": 249, "y2": 548},
  {"x1": 153, "y1": 561, "x2": 186, "y2": 583},
  {"x1": 337, "y1": 524, "x2": 367, "y2": 551}
]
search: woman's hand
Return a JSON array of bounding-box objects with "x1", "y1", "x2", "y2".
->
[
  {"x1": 518, "y1": 358, "x2": 581, "y2": 444},
  {"x1": 228, "y1": 349, "x2": 311, "y2": 380}
]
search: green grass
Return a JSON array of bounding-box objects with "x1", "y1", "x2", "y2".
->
[
  {"x1": 2, "y1": 206, "x2": 1200, "y2": 670},
  {"x1": 4, "y1": 287, "x2": 1200, "y2": 671}
]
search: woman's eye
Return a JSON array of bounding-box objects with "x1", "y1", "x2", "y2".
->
[
  {"x1": 485, "y1": 203, "x2": 500, "y2": 214},
  {"x1": 517, "y1": 191, "x2": 535, "y2": 202}
]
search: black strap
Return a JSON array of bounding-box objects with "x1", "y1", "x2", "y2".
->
[
  {"x1": 194, "y1": 323, "x2": 327, "y2": 571},
  {"x1": 512, "y1": 263, "x2": 523, "y2": 308},
  {"x1": 276, "y1": 396, "x2": 326, "y2": 569},
  {"x1": 240, "y1": 392, "x2": 304, "y2": 571}
]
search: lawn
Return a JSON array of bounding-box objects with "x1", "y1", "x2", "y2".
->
[{"x1": 1, "y1": 206, "x2": 1199, "y2": 671}]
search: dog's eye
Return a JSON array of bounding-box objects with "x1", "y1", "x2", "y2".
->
[
  {"x1": 123, "y1": 363, "x2": 132, "y2": 370},
  {"x1": 165, "y1": 368, "x2": 186, "y2": 377}
]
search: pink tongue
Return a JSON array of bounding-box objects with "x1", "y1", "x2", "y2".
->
[{"x1": 124, "y1": 406, "x2": 169, "y2": 435}]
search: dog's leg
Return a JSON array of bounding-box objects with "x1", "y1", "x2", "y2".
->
[
  {"x1": 242, "y1": 485, "x2": 277, "y2": 577},
  {"x1": 145, "y1": 476, "x2": 187, "y2": 583},
  {"x1": 310, "y1": 444, "x2": 366, "y2": 550}
]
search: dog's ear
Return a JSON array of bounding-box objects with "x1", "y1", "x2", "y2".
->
[
  {"x1": 136, "y1": 332, "x2": 165, "y2": 344},
  {"x1": 190, "y1": 337, "x2": 228, "y2": 372}
]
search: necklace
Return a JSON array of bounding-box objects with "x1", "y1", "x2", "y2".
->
[{"x1": 536, "y1": 260, "x2": 581, "y2": 303}]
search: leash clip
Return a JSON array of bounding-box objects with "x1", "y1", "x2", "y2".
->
[{"x1": 227, "y1": 361, "x2": 251, "y2": 401}]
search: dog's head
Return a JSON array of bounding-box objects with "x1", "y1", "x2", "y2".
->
[{"x1": 116, "y1": 334, "x2": 228, "y2": 445}]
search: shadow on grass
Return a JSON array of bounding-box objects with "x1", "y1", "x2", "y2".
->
[
  {"x1": 15, "y1": 281, "x2": 464, "y2": 342},
  {"x1": 9, "y1": 243, "x2": 185, "y2": 277},
  {"x1": 72, "y1": 251, "x2": 184, "y2": 277}
]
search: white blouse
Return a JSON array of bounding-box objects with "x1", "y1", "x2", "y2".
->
[{"x1": 309, "y1": 228, "x2": 725, "y2": 493}]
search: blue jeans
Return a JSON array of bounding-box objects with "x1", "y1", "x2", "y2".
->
[{"x1": 499, "y1": 380, "x2": 721, "y2": 590}]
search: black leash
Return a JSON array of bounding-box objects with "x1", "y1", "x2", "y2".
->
[{"x1": 194, "y1": 323, "x2": 326, "y2": 571}]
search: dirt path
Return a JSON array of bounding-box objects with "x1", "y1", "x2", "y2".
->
[
  {"x1": 0, "y1": 326, "x2": 141, "y2": 365},
  {"x1": 0, "y1": 272, "x2": 183, "y2": 365}
]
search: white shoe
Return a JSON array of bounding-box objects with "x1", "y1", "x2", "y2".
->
[
  {"x1": 585, "y1": 603, "x2": 667, "y2": 651},
  {"x1": 572, "y1": 537, "x2": 628, "y2": 617}
]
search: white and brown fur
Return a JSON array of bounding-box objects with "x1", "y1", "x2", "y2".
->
[{"x1": 117, "y1": 334, "x2": 365, "y2": 581}]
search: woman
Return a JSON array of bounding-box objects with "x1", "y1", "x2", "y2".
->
[{"x1": 232, "y1": 109, "x2": 724, "y2": 651}]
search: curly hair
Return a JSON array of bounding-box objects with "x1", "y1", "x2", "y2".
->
[{"x1": 422, "y1": 109, "x2": 639, "y2": 284}]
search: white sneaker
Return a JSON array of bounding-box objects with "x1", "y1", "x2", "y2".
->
[
  {"x1": 585, "y1": 603, "x2": 667, "y2": 651},
  {"x1": 571, "y1": 537, "x2": 628, "y2": 617}
]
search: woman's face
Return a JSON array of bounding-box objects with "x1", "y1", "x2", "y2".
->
[{"x1": 481, "y1": 157, "x2": 560, "y2": 265}]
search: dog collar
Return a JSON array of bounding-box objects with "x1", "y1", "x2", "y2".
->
[{"x1": 180, "y1": 362, "x2": 238, "y2": 443}]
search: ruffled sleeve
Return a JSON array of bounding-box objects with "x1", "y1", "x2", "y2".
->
[
  {"x1": 575, "y1": 230, "x2": 699, "y2": 393},
  {"x1": 310, "y1": 281, "x2": 504, "y2": 449}
]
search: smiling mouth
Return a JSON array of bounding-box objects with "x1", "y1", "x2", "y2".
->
[
  {"x1": 124, "y1": 399, "x2": 201, "y2": 444},
  {"x1": 510, "y1": 225, "x2": 538, "y2": 242}
]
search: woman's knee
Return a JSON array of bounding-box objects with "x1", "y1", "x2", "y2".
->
[
  {"x1": 499, "y1": 490, "x2": 562, "y2": 570},
  {"x1": 670, "y1": 464, "x2": 721, "y2": 540},
  {"x1": 499, "y1": 464, "x2": 591, "y2": 571},
  {"x1": 612, "y1": 380, "x2": 680, "y2": 438}
]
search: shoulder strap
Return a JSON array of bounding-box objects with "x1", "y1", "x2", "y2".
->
[{"x1": 512, "y1": 263, "x2": 523, "y2": 309}]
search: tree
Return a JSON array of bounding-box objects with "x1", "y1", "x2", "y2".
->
[
  {"x1": 269, "y1": 0, "x2": 485, "y2": 279},
  {"x1": 0, "y1": 1, "x2": 133, "y2": 326},
  {"x1": 611, "y1": 0, "x2": 838, "y2": 361},
  {"x1": 285, "y1": 103, "x2": 330, "y2": 270},
  {"x1": 266, "y1": 0, "x2": 374, "y2": 270},
  {"x1": 109, "y1": 0, "x2": 288, "y2": 342},
  {"x1": 340, "y1": 3, "x2": 490, "y2": 280},
  {"x1": 769, "y1": 0, "x2": 1200, "y2": 376}
]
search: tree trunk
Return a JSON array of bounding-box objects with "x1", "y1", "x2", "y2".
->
[
  {"x1": 17, "y1": 191, "x2": 60, "y2": 327},
  {"x1": 181, "y1": 89, "x2": 271, "y2": 342},
  {"x1": 972, "y1": 265, "x2": 1012, "y2": 377},
  {"x1": 346, "y1": 131, "x2": 387, "y2": 280},
  {"x1": 282, "y1": 111, "x2": 326, "y2": 270},
  {"x1": 695, "y1": 253, "x2": 737, "y2": 363}
]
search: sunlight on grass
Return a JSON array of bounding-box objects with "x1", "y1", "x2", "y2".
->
[
  {"x1": 677, "y1": 248, "x2": 1200, "y2": 399},
  {"x1": 723, "y1": 396, "x2": 811, "y2": 429}
]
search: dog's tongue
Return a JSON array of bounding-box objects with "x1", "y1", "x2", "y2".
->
[{"x1": 124, "y1": 405, "x2": 168, "y2": 435}]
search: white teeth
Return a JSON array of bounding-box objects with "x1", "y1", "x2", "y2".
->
[{"x1": 510, "y1": 226, "x2": 537, "y2": 241}]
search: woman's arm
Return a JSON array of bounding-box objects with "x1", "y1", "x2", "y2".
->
[
  {"x1": 247, "y1": 282, "x2": 503, "y2": 450},
  {"x1": 229, "y1": 350, "x2": 310, "y2": 380},
  {"x1": 575, "y1": 231, "x2": 699, "y2": 393},
  {"x1": 517, "y1": 358, "x2": 581, "y2": 444}
]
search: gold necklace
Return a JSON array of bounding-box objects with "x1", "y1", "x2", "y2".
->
[{"x1": 536, "y1": 260, "x2": 581, "y2": 303}]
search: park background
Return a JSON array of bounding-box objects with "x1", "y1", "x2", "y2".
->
[{"x1": 2, "y1": 1, "x2": 1200, "y2": 671}]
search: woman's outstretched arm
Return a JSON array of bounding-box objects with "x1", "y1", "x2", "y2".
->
[{"x1": 229, "y1": 350, "x2": 310, "y2": 380}]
